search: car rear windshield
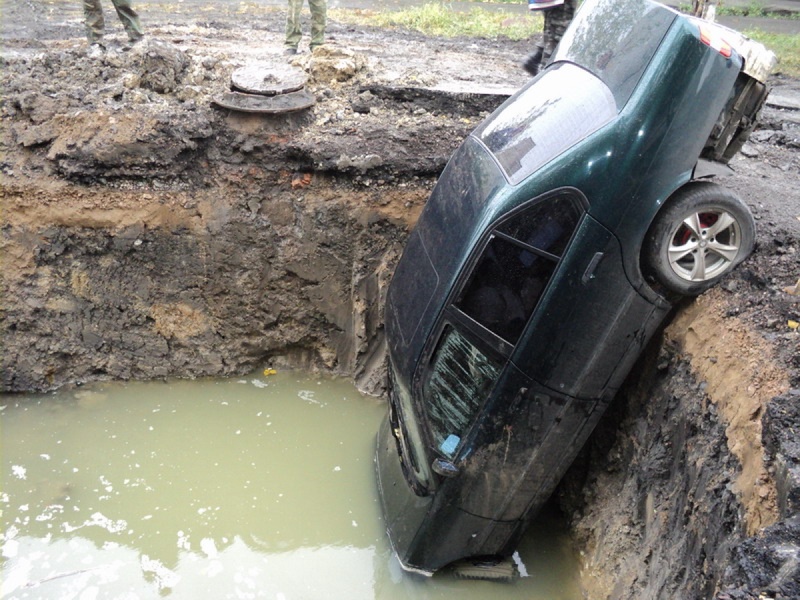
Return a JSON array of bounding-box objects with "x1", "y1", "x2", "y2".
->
[
  {"x1": 474, "y1": 64, "x2": 617, "y2": 185},
  {"x1": 553, "y1": 0, "x2": 676, "y2": 107}
]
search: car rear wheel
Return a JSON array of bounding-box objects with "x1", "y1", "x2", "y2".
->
[{"x1": 644, "y1": 181, "x2": 756, "y2": 297}]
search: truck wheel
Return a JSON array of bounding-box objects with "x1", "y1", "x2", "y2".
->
[{"x1": 644, "y1": 182, "x2": 755, "y2": 297}]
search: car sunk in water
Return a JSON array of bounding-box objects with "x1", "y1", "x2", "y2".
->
[{"x1": 375, "y1": 0, "x2": 776, "y2": 580}]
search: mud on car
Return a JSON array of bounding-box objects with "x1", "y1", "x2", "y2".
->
[{"x1": 375, "y1": 0, "x2": 776, "y2": 579}]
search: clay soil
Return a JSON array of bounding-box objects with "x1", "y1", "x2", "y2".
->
[{"x1": 1, "y1": 0, "x2": 799, "y2": 598}]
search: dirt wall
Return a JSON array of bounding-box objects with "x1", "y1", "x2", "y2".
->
[
  {"x1": 559, "y1": 290, "x2": 796, "y2": 599},
  {"x1": 1, "y1": 175, "x2": 418, "y2": 396}
]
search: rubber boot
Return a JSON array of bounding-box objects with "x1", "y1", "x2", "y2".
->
[{"x1": 522, "y1": 47, "x2": 544, "y2": 75}]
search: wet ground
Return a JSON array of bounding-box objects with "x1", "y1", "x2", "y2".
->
[{"x1": 1, "y1": 372, "x2": 582, "y2": 599}]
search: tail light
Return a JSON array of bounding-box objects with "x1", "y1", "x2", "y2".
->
[{"x1": 698, "y1": 24, "x2": 733, "y2": 58}]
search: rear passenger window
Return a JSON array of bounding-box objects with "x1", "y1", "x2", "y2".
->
[{"x1": 455, "y1": 194, "x2": 583, "y2": 345}]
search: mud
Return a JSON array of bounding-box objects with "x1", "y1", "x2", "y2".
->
[{"x1": 1, "y1": 0, "x2": 799, "y2": 598}]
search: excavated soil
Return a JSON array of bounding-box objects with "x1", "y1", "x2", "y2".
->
[{"x1": 1, "y1": 1, "x2": 799, "y2": 598}]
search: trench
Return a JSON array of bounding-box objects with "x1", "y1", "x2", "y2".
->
[{"x1": 2, "y1": 33, "x2": 798, "y2": 600}]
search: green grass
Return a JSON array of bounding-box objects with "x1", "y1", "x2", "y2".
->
[
  {"x1": 722, "y1": 2, "x2": 770, "y2": 17},
  {"x1": 662, "y1": 1, "x2": 796, "y2": 17},
  {"x1": 716, "y1": 1, "x2": 800, "y2": 18},
  {"x1": 332, "y1": 3, "x2": 542, "y2": 40},
  {"x1": 745, "y1": 29, "x2": 800, "y2": 76}
]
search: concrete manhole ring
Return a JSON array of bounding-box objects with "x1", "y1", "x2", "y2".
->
[
  {"x1": 211, "y1": 90, "x2": 316, "y2": 114},
  {"x1": 231, "y1": 64, "x2": 308, "y2": 96}
]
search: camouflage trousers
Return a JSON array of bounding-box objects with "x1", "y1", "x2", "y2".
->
[
  {"x1": 285, "y1": 0, "x2": 327, "y2": 49},
  {"x1": 83, "y1": 0, "x2": 144, "y2": 43},
  {"x1": 540, "y1": 0, "x2": 576, "y2": 55}
]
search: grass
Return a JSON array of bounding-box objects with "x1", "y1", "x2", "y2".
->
[
  {"x1": 331, "y1": 3, "x2": 543, "y2": 41},
  {"x1": 720, "y1": 2, "x2": 770, "y2": 17},
  {"x1": 674, "y1": 1, "x2": 797, "y2": 17},
  {"x1": 744, "y1": 29, "x2": 800, "y2": 77}
]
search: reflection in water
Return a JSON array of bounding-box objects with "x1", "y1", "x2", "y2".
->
[{"x1": 1, "y1": 372, "x2": 581, "y2": 599}]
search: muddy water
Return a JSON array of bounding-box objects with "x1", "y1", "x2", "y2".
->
[{"x1": 1, "y1": 371, "x2": 581, "y2": 599}]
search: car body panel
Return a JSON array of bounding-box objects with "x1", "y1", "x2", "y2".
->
[
  {"x1": 511, "y1": 214, "x2": 669, "y2": 399},
  {"x1": 385, "y1": 139, "x2": 505, "y2": 383}
]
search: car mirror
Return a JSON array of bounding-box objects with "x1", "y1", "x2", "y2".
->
[{"x1": 431, "y1": 458, "x2": 460, "y2": 478}]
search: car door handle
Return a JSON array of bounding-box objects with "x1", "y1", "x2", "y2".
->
[{"x1": 582, "y1": 252, "x2": 605, "y2": 284}]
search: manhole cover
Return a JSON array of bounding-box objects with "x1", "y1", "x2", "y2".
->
[
  {"x1": 231, "y1": 64, "x2": 307, "y2": 96},
  {"x1": 212, "y1": 90, "x2": 316, "y2": 114}
]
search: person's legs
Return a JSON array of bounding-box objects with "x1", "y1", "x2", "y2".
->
[
  {"x1": 542, "y1": 0, "x2": 575, "y2": 55},
  {"x1": 308, "y1": 0, "x2": 327, "y2": 49},
  {"x1": 524, "y1": 0, "x2": 575, "y2": 75},
  {"x1": 83, "y1": 0, "x2": 105, "y2": 43},
  {"x1": 541, "y1": 9, "x2": 557, "y2": 57},
  {"x1": 110, "y1": 0, "x2": 144, "y2": 41},
  {"x1": 285, "y1": 0, "x2": 303, "y2": 50}
]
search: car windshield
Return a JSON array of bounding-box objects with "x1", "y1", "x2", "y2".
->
[
  {"x1": 553, "y1": 0, "x2": 676, "y2": 107},
  {"x1": 474, "y1": 64, "x2": 616, "y2": 185},
  {"x1": 423, "y1": 325, "x2": 503, "y2": 458}
]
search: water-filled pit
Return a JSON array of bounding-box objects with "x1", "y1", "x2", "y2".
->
[{"x1": 1, "y1": 370, "x2": 581, "y2": 599}]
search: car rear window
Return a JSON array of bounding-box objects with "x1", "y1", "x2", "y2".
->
[
  {"x1": 474, "y1": 64, "x2": 616, "y2": 185},
  {"x1": 553, "y1": 0, "x2": 676, "y2": 107}
]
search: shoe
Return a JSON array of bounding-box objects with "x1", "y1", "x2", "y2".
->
[
  {"x1": 283, "y1": 47, "x2": 298, "y2": 55},
  {"x1": 87, "y1": 41, "x2": 106, "y2": 59},
  {"x1": 122, "y1": 35, "x2": 145, "y2": 51},
  {"x1": 539, "y1": 51, "x2": 552, "y2": 73},
  {"x1": 522, "y1": 47, "x2": 543, "y2": 75}
]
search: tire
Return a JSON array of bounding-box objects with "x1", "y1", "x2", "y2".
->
[{"x1": 643, "y1": 181, "x2": 756, "y2": 297}]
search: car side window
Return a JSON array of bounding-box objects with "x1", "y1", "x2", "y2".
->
[{"x1": 455, "y1": 194, "x2": 584, "y2": 345}]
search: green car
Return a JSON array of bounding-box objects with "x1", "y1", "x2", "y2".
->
[{"x1": 375, "y1": 0, "x2": 775, "y2": 580}]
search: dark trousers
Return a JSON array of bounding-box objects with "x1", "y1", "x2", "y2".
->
[{"x1": 83, "y1": 0, "x2": 144, "y2": 43}]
